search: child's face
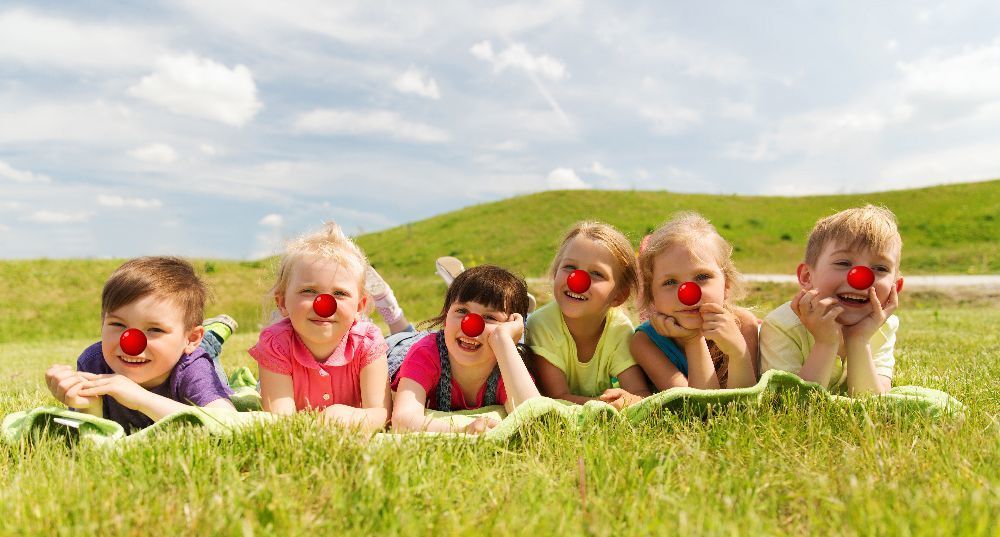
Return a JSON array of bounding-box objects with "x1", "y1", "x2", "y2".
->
[
  {"x1": 276, "y1": 256, "x2": 366, "y2": 358},
  {"x1": 442, "y1": 300, "x2": 508, "y2": 367},
  {"x1": 553, "y1": 236, "x2": 625, "y2": 320},
  {"x1": 798, "y1": 241, "x2": 901, "y2": 326},
  {"x1": 649, "y1": 244, "x2": 727, "y2": 330},
  {"x1": 101, "y1": 294, "x2": 203, "y2": 388}
]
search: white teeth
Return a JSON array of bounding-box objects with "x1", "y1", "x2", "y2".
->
[
  {"x1": 838, "y1": 293, "x2": 869, "y2": 303},
  {"x1": 457, "y1": 337, "x2": 481, "y2": 351},
  {"x1": 565, "y1": 291, "x2": 587, "y2": 300},
  {"x1": 120, "y1": 356, "x2": 148, "y2": 364}
]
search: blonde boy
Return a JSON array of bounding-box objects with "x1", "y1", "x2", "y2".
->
[{"x1": 760, "y1": 205, "x2": 902, "y2": 395}]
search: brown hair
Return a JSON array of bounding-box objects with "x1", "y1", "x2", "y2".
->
[
  {"x1": 637, "y1": 212, "x2": 746, "y2": 312},
  {"x1": 102, "y1": 256, "x2": 208, "y2": 329},
  {"x1": 804, "y1": 204, "x2": 902, "y2": 267},
  {"x1": 424, "y1": 265, "x2": 529, "y2": 328},
  {"x1": 548, "y1": 221, "x2": 639, "y2": 300}
]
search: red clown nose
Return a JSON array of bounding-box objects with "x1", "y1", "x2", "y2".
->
[
  {"x1": 461, "y1": 313, "x2": 485, "y2": 337},
  {"x1": 677, "y1": 282, "x2": 702, "y2": 306},
  {"x1": 567, "y1": 270, "x2": 591, "y2": 294},
  {"x1": 120, "y1": 328, "x2": 147, "y2": 356},
  {"x1": 313, "y1": 294, "x2": 337, "y2": 318},
  {"x1": 847, "y1": 266, "x2": 875, "y2": 290}
]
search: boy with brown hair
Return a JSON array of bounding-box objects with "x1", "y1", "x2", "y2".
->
[
  {"x1": 45, "y1": 257, "x2": 236, "y2": 432},
  {"x1": 760, "y1": 205, "x2": 903, "y2": 395}
]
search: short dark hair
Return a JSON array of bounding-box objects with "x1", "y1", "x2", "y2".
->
[
  {"x1": 102, "y1": 256, "x2": 208, "y2": 329},
  {"x1": 424, "y1": 265, "x2": 529, "y2": 328}
]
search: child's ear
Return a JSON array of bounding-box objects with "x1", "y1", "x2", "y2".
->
[
  {"x1": 796, "y1": 263, "x2": 814, "y2": 290},
  {"x1": 185, "y1": 325, "x2": 205, "y2": 354},
  {"x1": 275, "y1": 293, "x2": 289, "y2": 317},
  {"x1": 356, "y1": 293, "x2": 367, "y2": 314},
  {"x1": 610, "y1": 288, "x2": 629, "y2": 308}
]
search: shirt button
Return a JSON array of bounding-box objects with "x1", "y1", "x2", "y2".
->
[
  {"x1": 323, "y1": 393, "x2": 330, "y2": 401},
  {"x1": 318, "y1": 370, "x2": 328, "y2": 377}
]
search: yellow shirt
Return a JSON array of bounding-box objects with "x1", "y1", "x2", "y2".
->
[
  {"x1": 526, "y1": 301, "x2": 637, "y2": 397},
  {"x1": 759, "y1": 301, "x2": 897, "y2": 391}
]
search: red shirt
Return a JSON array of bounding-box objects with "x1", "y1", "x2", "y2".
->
[{"x1": 391, "y1": 333, "x2": 507, "y2": 410}]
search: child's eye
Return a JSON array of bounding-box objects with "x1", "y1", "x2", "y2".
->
[
  {"x1": 695, "y1": 273, "x2": 712, "y2": 281},
  {"x1": 663, "y1": 279, "x2": 678, "y2": 286},
  {"x1": 874, "y1": 266, "x2": 890, "y2": 273},
  {"x1": 108, "y1": 321, "x2": 125, "y2": 328},
  {"x1": 455, "y1": 307, "x2": 468, "y2": 315},
  {"x1": 589, "y1": 271, "x2": 604, "y2": 280},
  {"x1": 562, "y1": 264, "x2": 576, "y2": 271},
  {"x1": 148, "y1": 327, "x2": 165, "y2": 334},
  {"x1": 301, "y1": 288, "x2": 317, "y2": 294},
  {"x1": 334, "y1": 290, "x2": 349, "y2": 297},
  {"x1": 834, "y1": 261, "x2": 851, "y2": 267},
  {"x1": 484, "y1": 315, "x2": 500, "y2": 323}
]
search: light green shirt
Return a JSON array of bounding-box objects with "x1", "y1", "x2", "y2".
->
[
  {"x1": 526, "y1": 301, "x2": 637, "y2": 397},
  {"x1": 759, "y1": 301, "x2": 897, "y2": 391}
]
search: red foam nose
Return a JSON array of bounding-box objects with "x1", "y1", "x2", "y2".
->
[
  {"x1": 461, "y1": 313, "x2": 485, "y2": 337},
  {"x1": 567, "y1": 270, "x2": 591, "y2": 294},
  {"x1": 120, "y1": 328, "x2": 147, "y2": 356},
  {"x1": 896, "y1": 277, "x2": 904, "y2": 293},
  {"x1": 313, "y1": 294, "x2": 337, "y2": 318},
  {"x1": 677, "y1": 282, "x2": 702, "y2": 306},
  {"x1": 847, "y1": 266, "x2": 875, "y2": 290}
]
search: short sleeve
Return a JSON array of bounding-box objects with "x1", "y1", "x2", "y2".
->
[
  {"x1": 871, "y1": 315, "x2": 898, "y2": 379},
  {"x1": 526, "y1": 305, "x2": 568, "y2": 374},
  {"x1": 248, "y1": 321, "x2": 294, "y2": 376},
  {"x1": 759, "y1": 315, "x2": 807, "y2": 376},
  {"x1": 391, "y1": 335, "x2": 441, "y2": 397},
  {"x1": 175, "y1": 357, "x2": 233, "y2": 406},
  {"x1": 607, "y1": 311, "x2": 637, "y2": 376},
  {"x1": 76, "y1": 342, "x2": 111, "y2": 374},
  {"x1": 357, "y1": 323, "x2": 389, "y2": 368}
]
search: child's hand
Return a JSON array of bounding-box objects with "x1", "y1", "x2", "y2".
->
[
  {"x1": 45, "y1": 365, "x2": 97, "y2": 409},
  {"x1": 791, "y1": 290, "x2": 843, "y2": 345},
  {"x1": 486, "y1": 313, "x2": 524, "y2": 350},
  {"x1": 843, "y1": 285, "x2": 898, "y2": 343},
  {"x1": 700, "y1": 303, "x2": 747, "y2": 358},
  {"x1": 76, "y1": 374, "x2": 147, "y2": 411},
  {"x1": 462, "y1": 416, "x2": 500, "y2": 435},
  {"x1": 649, "y1": 312, "x2": 700, "y2": 343},
  {"x1": 598, "y1": 388, "x2": 643, "y2": 410}
]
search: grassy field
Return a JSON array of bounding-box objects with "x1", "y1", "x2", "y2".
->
[{"x1": 1, "y1": 181, "x2": 998, "y2": 535}]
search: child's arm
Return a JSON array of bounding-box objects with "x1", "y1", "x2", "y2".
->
[
  {"x1": 842, "y1": 286, "x2": 897, "y2": 396},
  {"x1": 598, "y1": 365, "x2": 653, "y2": 410},
  {"x1": 534, "y1": 359, "x2": 597, "y2": 404},
  {"x1": 701, "y1": 304, "x2": 758, "y2": 389},
  {"x1": 391, "y1": 379, "x2": 498, "y2": 434},
  {"x1": 45, "y1": 365, "x2": 103, "y2": 418},
  {"x1": 259, "y1": 368, "x2": 298, "y2": 415},
  {"x1": 487, "y1": 313, "x2": 540, "y2": 409},
  {"x1": 320, "y1": 355, "x2": 391, "y2": 434},
  {"x1": 792, "y1": 290, "x2": 844, "y2": 387},
  {"x1": 76, "y1": 373, "x2": 193, "y2": 421},
  {"x1": 630, "y1": 332, "x2": 688, "y2": 390}
]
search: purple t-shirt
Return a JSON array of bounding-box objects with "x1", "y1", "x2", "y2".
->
[{"x1": 76, "y1": 342, "x2": 232, "y2": 434}]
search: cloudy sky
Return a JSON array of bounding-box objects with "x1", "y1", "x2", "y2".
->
[{"x1": 2, "y1": 1, "x2": 999, "y2": 259}]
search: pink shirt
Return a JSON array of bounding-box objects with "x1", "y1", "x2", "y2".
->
[
  {"x1": 390, "y1": 333, "x2": 508, "y2": 410},
  {"x1": 249, "y1": 317, "x2": 388, "y2": 411}
]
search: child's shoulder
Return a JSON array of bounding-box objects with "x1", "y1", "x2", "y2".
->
[
  {"x1": 76, "y1": 341, "x2": 111, "y2": 373},
  {"x1": 763, "y1": 301, "x2": 800, "y2": 328}
]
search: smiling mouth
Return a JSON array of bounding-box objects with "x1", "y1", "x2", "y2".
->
[
  {"x1": 676, "y1": 308, "x2": 700, "y2": 314},
  {"x1": 456, "y1": 336, "x2": 482, "y2": 352},
  {"x1": 837, "y1": 293, "x2": 870, "y2": 307},
  {"x1": 310, "y1": 318, "x2": 335, "y2": 325},
  {"x1": 564, "y1": 290, "x2": 588, "y2": 301},
  {"x1": 118, "y1": 355, "x2": 150, "y2": 366}
]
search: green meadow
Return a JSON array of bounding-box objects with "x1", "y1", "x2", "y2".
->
[{"x1": 1, "y1": 181, "x2": 998, "y2": 535}]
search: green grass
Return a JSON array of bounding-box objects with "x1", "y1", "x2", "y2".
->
[{"x1": 1, "y1": 181, "x2": 998, "y2": 534}]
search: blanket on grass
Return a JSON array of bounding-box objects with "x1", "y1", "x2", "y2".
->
[{"x1": 2, "y1": 369, "x2": 963, "y2": 446}]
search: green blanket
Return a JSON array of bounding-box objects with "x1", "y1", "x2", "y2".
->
[{"x1": 3, "y1": 369, "x2": 963, "y2": 447}]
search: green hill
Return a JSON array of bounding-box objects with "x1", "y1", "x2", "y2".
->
[{"x1": 1, "y1": 180, "x2": 997, "y2": 344}]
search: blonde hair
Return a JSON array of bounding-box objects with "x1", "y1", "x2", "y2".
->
[
  {"x1": 805, "y1": 205, "x2": 902, "y2": 266},
  {"x1": 102, "y1": 256, "x2": 208, "y2": 329},
  {"x1": 270, "y1": 221, "x2": 369, "y2": 299},
  {"x1": 548, "y1": 221, "x2": 639, "y2": 300},
  {"x1": 637, "y1": 212, "x2": 745, "y2": 312}
]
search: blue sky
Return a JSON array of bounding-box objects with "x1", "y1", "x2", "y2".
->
[{"x1": 2, "y1": 1, "x2": 999, "y2": 259}]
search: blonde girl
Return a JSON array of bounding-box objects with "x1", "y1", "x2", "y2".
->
[
  {"x1": 528, "y1": 221, "x2": 651, "y2": 409},
  {"x1": 631, "y1": 212, "x2": 758, "y2": 391},
  {"x1": 249, "y1": 222, "x2": 391, "y2": 433}
]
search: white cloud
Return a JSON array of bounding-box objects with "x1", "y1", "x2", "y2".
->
[
  {"x1": 488, "y1": 140, "x2": 526, "y2": 151},
  {"x1": 471, "y1": 40, "x2": 567, "y2": 81},
  {"x1": 128, "y1": 143, "x2": 178, "y2": 164},
  {"x1": 0, "y1": 224, "x2": 8, "y2": 233},
  {"x1": 0, "y1": 9, "x2": 161, "y2": 70},
  {"x1": 393, "y1": 66, "x2": 441, "y2": 99},
  {"x1": 27, "y1": 210, "x2": 94, "y2": 224},
  {"x1": 717, "y1": 100, "x2": 755, "y2": 121},
  {"x1": 0, "y1": 161, "x2": 51, "y2": 183},
  {"x1": 881, "y1": 141, "x2": 1000, "y2": 188},
  {"x1": 200, "y1": 144, "x2": 217, "y2": 156},
  {"x1": 295, "y1": 109, "x2": 449, "y2": 143},
  {"x1": 128, "y1": 54, "x2": 262, "y2": 126},
  {"x1": 259, "y1": 214, "x2": 284, "y2": 227},
  {"x1": 587, "y1": 161, "x2": 619, "y2": 181},
  {"x1": 97, "y1": 195, "x2": 162, "y2": 209},
  {"x1": 546, "y1": 167, "x2": 589, "y2": 190},
  {"x1": 639, "y1": 104, "x2": 702, "y2": 135},
  {"x1": 898, "y1": 38, "x2": 1000, "y2": 103}
]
